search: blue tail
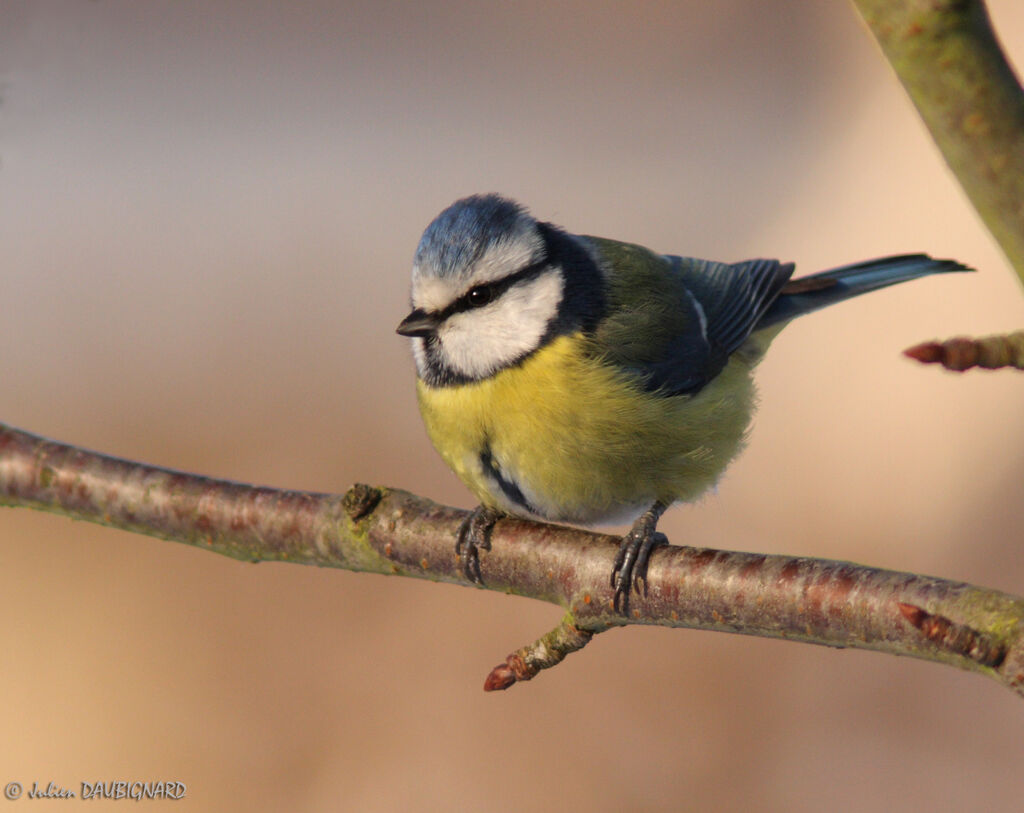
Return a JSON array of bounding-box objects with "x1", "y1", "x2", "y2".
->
[{"x1": 757, "y1": 254, "x2": 972, "y2": 331}]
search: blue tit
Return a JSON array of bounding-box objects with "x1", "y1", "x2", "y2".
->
[{"x1": 396, "y1": 194, "x2": 970, "y2": 611}]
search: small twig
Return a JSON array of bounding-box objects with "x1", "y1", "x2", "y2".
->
[
  {"x1": 898, "y1": 603, "x2": 1007, "y2": 668},
  {"x1": 484, "y1": 614, "x2": 600, "y2": 691},
  {"x1": 905, "y1": 329, "x2": 1024, "y2": 371}
]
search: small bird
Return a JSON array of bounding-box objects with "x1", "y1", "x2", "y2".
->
[{"x1": 397, "y1": 194, "x2": 970, "y2": 611}]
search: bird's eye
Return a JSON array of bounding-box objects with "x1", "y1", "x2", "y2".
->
[{"x1": 467, "y1": 286, "x2": 493, "y2": 308}]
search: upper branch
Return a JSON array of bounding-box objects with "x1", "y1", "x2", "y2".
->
[
  {"x1": 2, "y1": 421, "x2": 1023, "y2": 696},
  {"x1": 852, "y1": 0, "x2": 1024, "y2": 286}
]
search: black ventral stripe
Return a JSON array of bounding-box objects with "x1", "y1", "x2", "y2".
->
[{"x1": 479, "y1": 444, "x2": 536, "y2": 516}]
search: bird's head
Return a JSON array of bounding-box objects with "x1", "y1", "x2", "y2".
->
[{"x1": 398, "y1": 194, "x2": 598, "y2": 386}]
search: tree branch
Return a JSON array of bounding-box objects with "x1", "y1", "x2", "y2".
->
[
  {"x1": 2, "y1": 421, "x2": 1022, "y2": 695},
  {"x1": 904, "y1": 328, "x2": 1024, "y2": 369},
  {"x1": 852, "y1": 0, "x2": 1024, "y2": 287}
]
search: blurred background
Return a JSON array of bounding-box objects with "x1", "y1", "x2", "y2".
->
[{"x1": 2, "y1": 1, "x2": 1023, "y2": 810}]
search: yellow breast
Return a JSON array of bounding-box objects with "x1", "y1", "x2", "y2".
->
[{"x1": 416, "y1": 333, "x2": 757, "y2": 524}]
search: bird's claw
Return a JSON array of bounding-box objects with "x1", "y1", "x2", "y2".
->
[
  {"x1": 611, "y1": 530, "x2": 667, "y2": 613},
  {"x1": 611, "y1": 502, "x2": 670, "y2": 613},
  {"x1": 456, "y1": 505, "x2": 502, "y2": 584}
]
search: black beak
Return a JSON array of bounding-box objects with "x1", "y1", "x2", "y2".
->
[{"x1": 396, "y1": 308, "x2": 441, "y2": 337}]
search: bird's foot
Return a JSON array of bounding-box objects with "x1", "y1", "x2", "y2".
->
[
  {"x1": 611, "y1": 502, "x2": 669, "y2": 613},
  {"x1": 456, "y1": 505, "x2": 503, "y2": 584}
]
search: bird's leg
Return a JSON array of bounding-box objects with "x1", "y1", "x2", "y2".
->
[
  {"x1": 611, "y1": 501, "x2": 669, "y2": 613},
  {"x1": 456, "y1": 505, "x2": 504, "y2": 584}
]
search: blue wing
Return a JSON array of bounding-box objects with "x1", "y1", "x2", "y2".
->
[{"x1": 586, "y1": 237, "x2": 793, "y2": 397}]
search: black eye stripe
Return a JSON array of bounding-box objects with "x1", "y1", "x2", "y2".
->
[{"x1": 441, "y1": 259, "x2": 551, "y2": 320}]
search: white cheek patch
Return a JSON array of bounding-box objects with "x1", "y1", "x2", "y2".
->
[{"x1": 439, "y1": 271, "x2": 564, "y2": 380}]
